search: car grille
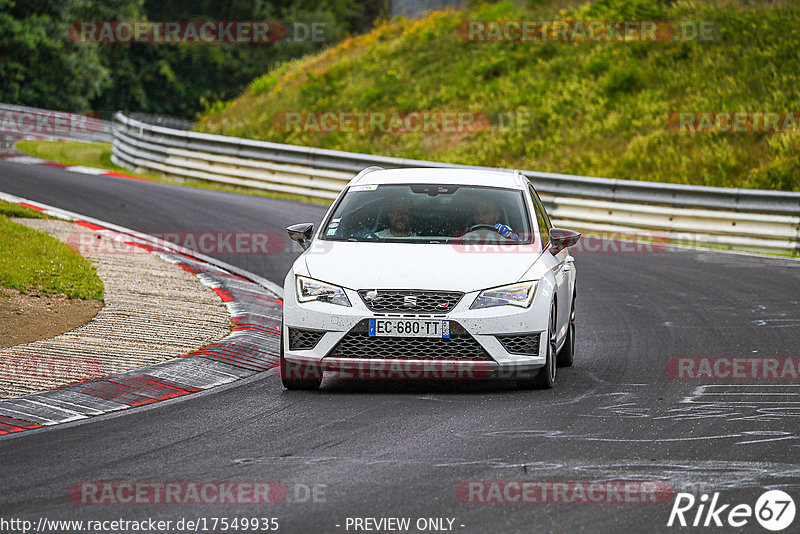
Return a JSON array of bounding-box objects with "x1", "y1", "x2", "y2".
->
[
  {"x1": 288, "y1": 328, "x2": 325, "y2": 350},
  {"x1": 496, "y1": 333, "x2": 541, "y2": 355},
  {"x1": 357, "y1": 289, "x2": 464, "y2": 314},
  {"x1": 327, "y1": 321, "x2": 490, "y2": 361}
]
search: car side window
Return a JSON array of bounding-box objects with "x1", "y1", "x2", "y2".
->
[{"x1": 529, "y1": 184, "x2": 551, "y2": 247}]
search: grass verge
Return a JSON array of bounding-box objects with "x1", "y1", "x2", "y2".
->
[
  {"x1": 0, "y1": 199, "x2": 51, "y2": 219},
  {"x1": 0, "y1": 215, "x2": 104, "y2": 300},
  {"x1": 14, "y1": 140, "x2": 160, "y2": 182}
]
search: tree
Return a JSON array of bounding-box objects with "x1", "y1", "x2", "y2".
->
[
  {"x1": 0, "y1": 0, "x2": 109, "y2": 110},
  {"x1": 0, "y1": 0, "x2": 384, "y2": 117}
]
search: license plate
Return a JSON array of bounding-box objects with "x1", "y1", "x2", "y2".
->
[{"x1": 368, "y1": 319, "x2": 450, "y2": 338}]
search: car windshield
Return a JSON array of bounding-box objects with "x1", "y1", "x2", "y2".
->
[{"x1": 321, "y1": 183, "x2": 537, "y2": 246}]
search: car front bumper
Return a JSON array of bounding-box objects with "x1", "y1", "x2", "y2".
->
[{"x1": 282, "y1": 281, "x2": 553, "y2": 380}]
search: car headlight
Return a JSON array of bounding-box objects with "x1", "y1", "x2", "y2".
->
[
  {"x1": 296, "y1": 275, "x2": 351, "y2": 307},
  {"x1": 470, "y1": 281, "x2": 537, "y2": 309}
]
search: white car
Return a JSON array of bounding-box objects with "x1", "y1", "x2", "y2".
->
[{"x1": 280, "y1": 167, "x2": 579, "y2": 390}]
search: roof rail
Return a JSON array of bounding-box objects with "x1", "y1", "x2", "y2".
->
[
  {"x1": 512, "y1": 169, "x2": 526, "y2": 186},
  {"x1": 351, "y1": 166, "x2": 385, "y2": 183}
]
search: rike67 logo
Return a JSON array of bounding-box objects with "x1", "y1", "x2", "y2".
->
[{"x1": 668, "y1": 490, "x2": 796, "y2": 531}]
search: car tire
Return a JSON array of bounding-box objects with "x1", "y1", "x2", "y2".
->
[
  {"x1": 519, "y1": 301, "x2": 557, "y2": 390},
  {"x1": 280, "y1": 318, "x2": 322, "y2": 391},
  {"x1": 556, "y1": 295, "x2": 575, "y2": 368}
]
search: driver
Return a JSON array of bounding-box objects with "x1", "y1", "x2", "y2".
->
[
  {"x1": 375, "y1": 197, "x2": 416, "y2": 238},
  {"x1": 468, "y1": 199, "x2": 519, "y2": 240}
]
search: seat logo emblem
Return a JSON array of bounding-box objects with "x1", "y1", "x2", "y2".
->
[{"x1": 403, "y1": 296, "x2": 418, "y2": 308}]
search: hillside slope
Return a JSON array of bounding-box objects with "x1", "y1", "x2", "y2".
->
[{"x1": 198, "y1": 0, "x2": 800, "y2": 191}]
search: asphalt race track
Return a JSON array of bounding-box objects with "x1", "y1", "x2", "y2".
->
[{"x1": 1, "y1": 159, "x2": 799, "y2": 533}]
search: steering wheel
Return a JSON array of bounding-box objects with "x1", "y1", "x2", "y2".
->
[{"x1": 466, "y1": 224, "x2": 501, "y2": 233}]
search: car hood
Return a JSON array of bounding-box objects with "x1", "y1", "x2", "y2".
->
[{"x1": 302, "y1": 241, "x2": 540, "y2": 293}]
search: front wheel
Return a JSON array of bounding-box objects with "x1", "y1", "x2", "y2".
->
[
  {"x1": 280, "y1": 318, "x2": 322, "y2": 390},
  {"x1": 556, "y1": 295, "x2": 575, "y2": 368},
  {"x1": 518, "y1": 301, "x2": 557, "y2": 389}
]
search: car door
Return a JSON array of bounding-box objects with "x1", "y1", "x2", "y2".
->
[{"x1": 529, "y1": 184, "x2": 571, "y2": 343}]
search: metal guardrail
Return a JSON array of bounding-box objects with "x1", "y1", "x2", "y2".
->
[
  {"x1": 127, "y1": 113, "x2": 194, "y2": 131},
  {"x1": 112, "y1": 112, "x2": 800, "y2": 255},
  {"x1": 0, "y1": 103, "x2": 113, "y2": 143}
]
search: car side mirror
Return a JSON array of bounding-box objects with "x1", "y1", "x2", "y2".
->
[
  {"x1": 287, "y1": 223, "x2": 315, "y2": 250},
  {"x1": 549, "y1": 228, "x2": 581, "y2": 254}
]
